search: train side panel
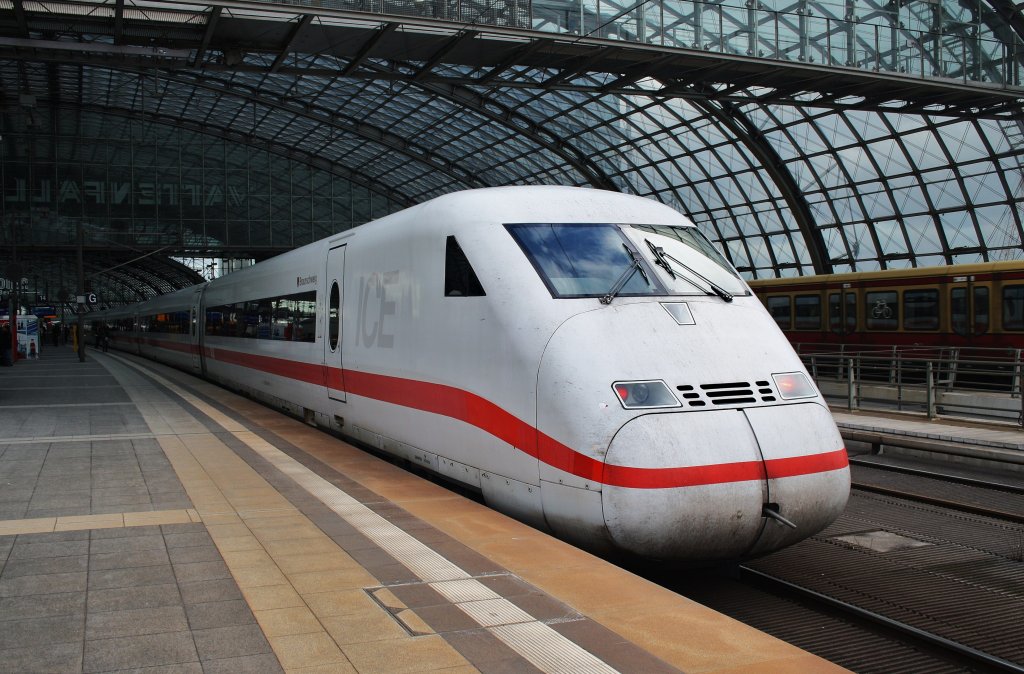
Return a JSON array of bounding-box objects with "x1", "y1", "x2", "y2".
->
[
  {"x1": 200, "y1": 242, "x2": 329, "y2": 415},
  {"x1": 132, "y1": 287, "x2": 206, "y2": 371},
  {"x1": 334, "y1": 202, "x2": 554, "y2": 524}
]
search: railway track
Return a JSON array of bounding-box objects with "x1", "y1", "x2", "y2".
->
[
  {"x1": 648, "y1": 561, "x2": 986, "y2": 673},
  {"x1": 735, "y1": 565, "x2": 1024, "y2": 673},
  {"x1": 650, "y1": 458, "x2": 1024, "y2": 673},
  {"x1": 849, "y1": 457, "x2": 1024, "y2": 524}
]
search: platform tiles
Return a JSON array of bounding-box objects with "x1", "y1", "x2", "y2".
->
[{"x1": 0, "y1": 347, "x2": 842, "y2": 673}]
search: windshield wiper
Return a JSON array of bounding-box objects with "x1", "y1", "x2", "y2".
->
[
  {"x1": 645, "y1": 239, "x2": 733, "y2": 302},
  {"x1": 601, "y1": 245, "x2": 649, "y2": 305}
]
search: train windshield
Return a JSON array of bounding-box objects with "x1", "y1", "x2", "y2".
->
[
  {"x1": 507, "y1": 222, "x2": 746, "y2": 300},
  {"x1": 507, "y1": 223, "x2": 664, "y2": 299},
  {"x1": 627, "y1": 224, "x2": 748, "y2": 297}
]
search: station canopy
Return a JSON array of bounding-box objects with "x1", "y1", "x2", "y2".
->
[{"x1": 1, "y1": 0, "x2": 1023, "y2": 310}]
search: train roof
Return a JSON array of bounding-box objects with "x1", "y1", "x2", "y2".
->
[
  {"x1": 380, "y1": 185, "x2": 695, "y2": 230},
  {"x1": 748, "y1": 260, "x2": 1024, "y2": 288},
  {"x1": 95, "y1": 187, "x2": 700, "y2": 315}
]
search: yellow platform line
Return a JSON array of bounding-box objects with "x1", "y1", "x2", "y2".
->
[
  {"x1": 156, "y1": 428, "x2": 476, "y2": 673},
  {"x1": 96, "y1": 352, "x2": 473, "y2": 674},
  {"x1": 0, "y1": 508, "x2": 201, "y2": 536}
]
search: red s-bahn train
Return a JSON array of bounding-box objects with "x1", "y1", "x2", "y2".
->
[{"x1": 748, "y1": 261, "x2": 1024, "y2": 350}]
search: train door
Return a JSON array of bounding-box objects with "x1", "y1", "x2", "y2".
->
[
  {"x1": 325, "y1": 244, "x2": 346, "y2": 402},
  {"x1": 828, "y1": 285, "x2": 857, "y2": 341},
  {"x1": 951, "y1": 275, "x2": 990, "y2": 343},
  {"x1": 190, "y1": 287, "x2": 203, "y2": 373}
]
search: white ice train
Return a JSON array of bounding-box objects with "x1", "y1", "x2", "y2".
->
[{"x1": 94, "y1": 186, "x2": 850, "y2": 564}]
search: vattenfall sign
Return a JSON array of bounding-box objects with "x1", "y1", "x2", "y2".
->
[{"x1": 3, "y1": 178, "x2": 246, "y2": 207}]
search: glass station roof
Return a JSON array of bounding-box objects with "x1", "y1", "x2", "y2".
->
[{"x1": 1, "y1": 0, "x2": 1023, "y2": 306}]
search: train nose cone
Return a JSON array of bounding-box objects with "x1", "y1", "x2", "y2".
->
[
  {"x1": 742, "y1": 403, "x2": 850, "y2": 558},
  {"x1": 601, "y1": 404, "x2": 849, "y2": 563},
  {"x1": 602, "y1": 410, "x2": 770, "y2": 562}
]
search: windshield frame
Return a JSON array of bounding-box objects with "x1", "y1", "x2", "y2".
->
[
  {"x1": 506, "y1": 222, "x2": 748, "y2": 301},
  {"x1": 627, "y1": 224, "x2": 748, "y2": 297}
]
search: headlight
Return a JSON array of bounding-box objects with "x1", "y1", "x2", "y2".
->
[
  {"x1": 771, "y1": 372, "x2": 817, "y2": 399},
  {"x1": 612, "y1": 380, "x2": 680, "y2": 409}
]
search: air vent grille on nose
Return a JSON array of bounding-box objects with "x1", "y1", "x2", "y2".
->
[
  {"x1": 676, "y1": 381, "x2": 777, "y2": 406},
  {"x1": 700, "y1": 382, "x2": 755, "y2": 405}
]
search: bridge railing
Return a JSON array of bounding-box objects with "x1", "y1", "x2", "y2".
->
[{"x1": 794, "y1": 343, "x2": 1024, "y2": 426}]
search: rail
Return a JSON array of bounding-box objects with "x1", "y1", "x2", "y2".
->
[
  {"x1": 849, "y1": 459, "x2": 1024, "y2": 523},
  {"x1": 736, "y1": 566, "x2": 1024, "y2": 674},
  {"x1": 794, "y1": 343, "x2": 1024, "y2": 426}
]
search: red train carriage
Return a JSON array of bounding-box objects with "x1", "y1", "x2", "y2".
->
[{"x1": 749, "y1": 261, "x2": 1024, "y2": 350}]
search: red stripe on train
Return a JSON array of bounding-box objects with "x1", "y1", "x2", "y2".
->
[{"x1": 141, "y1": 338, "x2": 849, "y2": 489}]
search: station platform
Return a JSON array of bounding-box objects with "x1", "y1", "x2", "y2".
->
[
  {"x1": 833, "y1": 408, "x2": 1024, "y2": 469},
  {"x1": 0, "y1": 346, "x2": 841, "y2": 674}
]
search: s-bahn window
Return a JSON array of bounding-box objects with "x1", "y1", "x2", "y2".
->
[
  {"x1": 828, "y1": 292, "x2": 857, "y2": 332},
  {"x1": 952, "y1": 288, "x2": 968, "y2": 335},
  {"x1": 828, "y1": 293, "x2": 841, "y2": 331},
  {"x1": 794, "y1": 295, "x2": 821, "y2": 330},
  {"x1": 975, "y1": 287, "x2": 990, "y2": 334},
  {"x1": 766, "y1": 296, "x2": 791, "y2": 329},
  {"x1": 329, "y1": 282, "x2": 340, "y2": 350},
  {"x1": 444, "y1": 236, "x2": 486, "y2": 297},
  {"x1": 953, "y1": 287, "x2": 991, "y2": 335},
  {"x1": 1003, "y1": 286, "x2": 1024, "y2": 331},
  {"x1": 865, "y1": 291, "x2": 898, "y2": 330},
  {"x1": 902, "y1": 290, "x2": 938, "y2": 331}
]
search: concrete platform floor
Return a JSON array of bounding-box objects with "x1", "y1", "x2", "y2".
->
[{"x1": 0, "y1": 346, "x2": 841, "y2": 673}]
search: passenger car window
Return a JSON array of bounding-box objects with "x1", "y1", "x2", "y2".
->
[{"x1": 206, "y1": 292, "x2": 316, "y2": 342}]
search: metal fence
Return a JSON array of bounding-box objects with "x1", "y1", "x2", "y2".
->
[{"x1": 794, "y1": 343, "x2": 1024, "y2": 426}]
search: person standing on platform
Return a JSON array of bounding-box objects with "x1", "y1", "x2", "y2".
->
[{"x1": 1, "y1": 323, "x2": 11, "y2": 366}]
